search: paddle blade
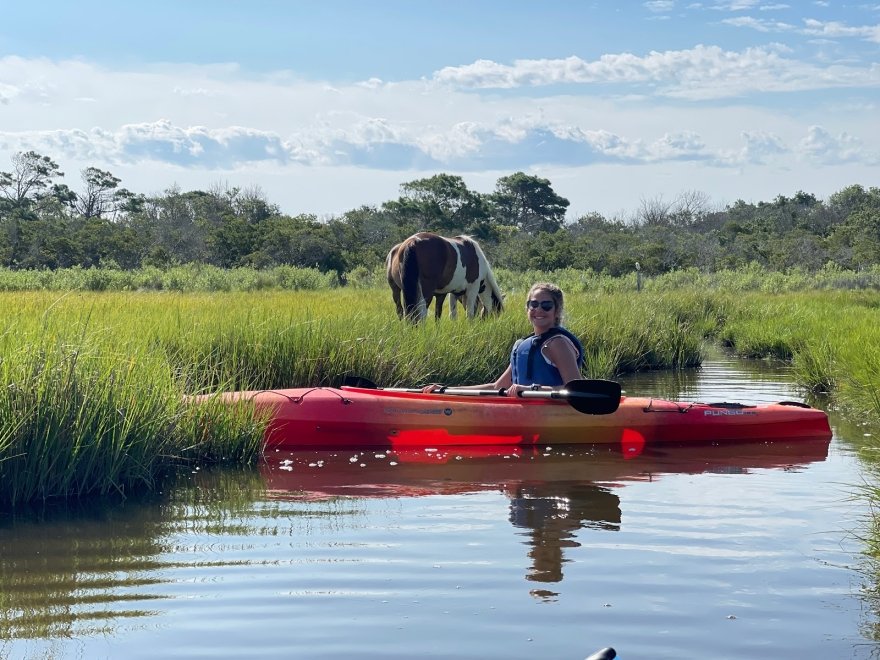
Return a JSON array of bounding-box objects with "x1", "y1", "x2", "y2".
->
[{"x1": 561, "y1": 379, "x2": 622, "y2": 415}]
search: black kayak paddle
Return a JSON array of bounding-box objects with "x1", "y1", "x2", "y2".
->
[{"x1": 341, "y1": 376, "x2": 621, "y2": 416}]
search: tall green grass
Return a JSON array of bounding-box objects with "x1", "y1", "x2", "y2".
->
[
  {"x1": 2, "y1": 262, "x2": 879, "y2": 294},
  {"x1": 2, "y1": 285, "x2": 880, "y2": 505},
  {"x1": 705, "y1": 290, "x2": 880, "y2": 439},
  {"x1": 0, "y1": 264, "x2": 339, "y2": 292},
  {"x1": 0, "y1": 299, "x2": 266, "y2": 506},
  {"x1": 148, "y1": 289, "x2": 707, "y2": 390}
]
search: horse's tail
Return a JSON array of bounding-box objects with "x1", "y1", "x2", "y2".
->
[
  {"x1": 385, "y1": 243, "x2": 399, "y2": 283},
  {"x1": 399, "y1": 240, "x2": 422, "y2": 321}
]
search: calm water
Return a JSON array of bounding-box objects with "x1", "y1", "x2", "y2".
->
[{"x1": 2, "y1": 350, "x2": 878, "y2": 660}]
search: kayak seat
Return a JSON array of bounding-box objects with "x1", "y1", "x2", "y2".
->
[{"x1": 705, "y1": 402, "x2": 758, "y2": 409}]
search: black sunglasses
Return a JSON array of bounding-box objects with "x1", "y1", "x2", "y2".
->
[{"x1": 526, "y1": 300, "x2": 555, "y2": 311}]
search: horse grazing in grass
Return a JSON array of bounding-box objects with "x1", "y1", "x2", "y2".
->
[{"x1": 386, "y1": 232, "x2": 504, "y2": 322}]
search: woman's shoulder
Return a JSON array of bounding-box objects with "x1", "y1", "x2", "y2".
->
[{"x1": 541, "y1": 332, "x2": 578, "y2": 353}]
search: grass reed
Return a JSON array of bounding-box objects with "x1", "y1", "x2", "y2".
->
[{"x1": 2, "y1": 283, "x2": 879, "y2": 505}]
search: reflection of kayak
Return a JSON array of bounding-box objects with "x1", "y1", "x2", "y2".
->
[
  {"x1": 261, "y1": 437, "x2": 832, "y2": 500},
  {"x1": 212, "y1": 384, "x2": 832, "y2": 450},
  {"x1": 263, "y1": 439, "x2": 830, "y2": 596}
]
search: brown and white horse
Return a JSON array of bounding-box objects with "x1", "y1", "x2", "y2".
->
[{"x1": 386, "y1": 232, "x2": 504, "y2": 322}]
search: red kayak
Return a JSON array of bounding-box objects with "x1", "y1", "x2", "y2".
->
[
  {"x1": 207, "y1": 379, "x2": 832, "y2": 450},
  {"x1": 261, "y1": 437, "x2": 833, "y2": 501}
]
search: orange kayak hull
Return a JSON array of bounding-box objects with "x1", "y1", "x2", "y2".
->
[{"x1": 209, "y1": 385, "x2": 833, "y2": 450}]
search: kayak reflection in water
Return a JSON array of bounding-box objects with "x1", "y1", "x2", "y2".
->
[
  {"x1": 422, "y1": 282, "x2": 585, "y2": 398},
  {"x1": 507, "y1": 481, "x2": 622, "y2": 599}
]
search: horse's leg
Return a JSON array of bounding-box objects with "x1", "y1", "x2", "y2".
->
[
  {"x1": 464, "y1": 287, "x2": 479, "y2": 319},
  {"x1": 434, "y1": 293, "x2": 447, "y2": 321},
  {"x1": 391, "y1": 283, "x2": 403, "y2": 319},
  {"x1": 416, "y1": 279, "x2": 430, "y2": 321}
]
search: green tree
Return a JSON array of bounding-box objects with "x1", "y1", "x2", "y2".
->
[
  {"x1": 74, "y1": 167, "x2": 133, "y2": 220},
  {"x1": 128, "y1": 186, "x2": 210, "y2": 264},
  {"x1": 0, "y1": 151, "x2": 64, "y2": 210},
  {"x1": 392, "y1": 173, "x2": 491, "y2": 236},
  {"x1": 828, "y1": 209, "x2": 880, "y2": 270},
  {"x1": 490, "y1": 172, "x2": 569, "y2": 234},
  {"x1": 255, "y1": 214, "x2": 344, "y2": 275}
]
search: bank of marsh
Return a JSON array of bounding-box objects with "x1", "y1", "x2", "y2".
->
[{"x1": 1, "y1": 285, "x2": 878, "y2": 505}]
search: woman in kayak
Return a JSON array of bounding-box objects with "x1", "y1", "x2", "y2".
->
[{"x1": 422, "y1": 282, "x2": 584, "y2": 397}]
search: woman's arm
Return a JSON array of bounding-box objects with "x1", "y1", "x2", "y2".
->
[
  {"x1": 541, "y1": 335, "x2": 583, "y2": 384},
  {"x1": 421, "y1": 365, "x2": 513, "y2": 393}
]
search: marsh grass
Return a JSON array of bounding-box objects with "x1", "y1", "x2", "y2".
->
[
  {"x1": 0, "y1": 297, "x2": 268, "y2": 506},
  {"x1": 0, "y1": 264, "x2": 339, "y2": 293},
  {"x1": 708, "y1": 291, "x2": 880, "y2": 425},
  {"x1": 2, "y1": 284, "x2": 880, "y2": 504},
  {"x1": 3, "y1": 262, "x2": 880, "y2": 295}
]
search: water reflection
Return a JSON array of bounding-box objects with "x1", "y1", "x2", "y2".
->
[
  {"x1": 262, "y1": 437, "x2": 831, "y2": 598},
  {"x1": 622, "y1": 344, "x2": 822, "y2": 406},
  {"x1": 0, "y1": 493, "x2": 171, "y2": 640},
  {"x1": 0, "y1": 468, "x2": 266, "y2": 642},
  {"x1": 508, "y1": 481, "x2": 620, "y2": 598},
  {"x1": 0, "y1": 346, "x2": 843, "y2": 653}
]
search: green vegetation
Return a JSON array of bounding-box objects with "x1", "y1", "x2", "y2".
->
[
  {"x1": 0, "y1": 295, "x2": 267, "y2": 507},
  {"x1": 3, "y1": 149, "x2": 880, "y2": 506},
  {"x1": 2, "y1": 151, "x2": 880, "y2": 279},
  {"x1": 1, "y1": 281, "x2": 879, "y2": 507}
]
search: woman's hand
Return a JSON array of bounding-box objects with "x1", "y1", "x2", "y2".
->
[
  {"x1": 505, "y1": 384, "x2": 547, "y2": 397},
  {"x1": 421, "y1": 384, "x2": 445, "y2": 394}
]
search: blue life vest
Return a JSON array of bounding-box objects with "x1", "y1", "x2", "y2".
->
[{"x1": 510, "y1": 327, "x2": 585, "y2": 386}]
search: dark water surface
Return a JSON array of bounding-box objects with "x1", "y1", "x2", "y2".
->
[{"x1": 2, "y1": 350, "x2": 878, "y2": 659}]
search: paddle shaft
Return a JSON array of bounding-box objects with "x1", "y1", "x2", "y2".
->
[
  {"x1": 382, "y1": 385, "x2": 588, "y2": 400},
  {"x1": 357, "y1": 378, "x2": 622, "y2": 415}
]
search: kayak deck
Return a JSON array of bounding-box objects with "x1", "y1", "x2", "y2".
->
[{"x1": 210, "y1": 385, "x2": 833, "y2": 450}]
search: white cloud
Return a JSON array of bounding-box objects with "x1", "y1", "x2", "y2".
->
[
  {"x1": 721, "y1": 16, "x2": 795, "y2": 31},
  {"x1": 0, "y1": 83, "x2": 19, "y2": 104},
  {"x1": 739, "y1": 130, "x2": 789, "y2": 163},
  {"x1": 723, "y1": 15, "x2": 880, "y2": 42},
  {"x1": 708, "y1": 0, "x2": 761, "y2": 10},
  {"x1": 799, "y1": 125, "x2": 878, "y2": 164},
  {"x1": 1, "y1": 52, "x2": 878, "y2": 219},
  {"x1": 432, "y1": 45, "x2": 880, "y2": 99},
  {"x1": 0, "y1": 121, "x2": 312, "y2": 168},
  {"x1": 11, "y1": 114, "x2": 857, "y2": 176},
  {"x1": 802, "y1": 18, "x2": 880, "y2": 42},
  {"x1": 644, "y1": 1, "x2": 675, "y2": 12}
]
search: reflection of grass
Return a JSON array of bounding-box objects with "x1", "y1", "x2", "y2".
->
[
  {"x1": 0, "y1": 463, "x2": 268, "y2": 642},
  {"x1": 0, "y1": 492, "x2": 171, "y2": 641},
  {"x1": 2, "y1": 287, "x2": 880, "y2": 504}
]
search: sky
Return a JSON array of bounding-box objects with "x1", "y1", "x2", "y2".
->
[{"x1": 1, "y1": 0, "x2": 878, "y2": 220}]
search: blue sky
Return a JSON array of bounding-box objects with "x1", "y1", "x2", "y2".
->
[{"x1": 1, "y1": 1, "x2": 878, "y2": 219}]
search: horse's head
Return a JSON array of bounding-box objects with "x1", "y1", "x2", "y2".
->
[
  {"x1": 476, "y1": 280, "x2": 504, "y2": 318},
  {"x1": 489, "y1": 289, "x2": 504, "y2": 315}
]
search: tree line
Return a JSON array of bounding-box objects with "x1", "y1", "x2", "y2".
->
[{"x1": 1, "y1": 150, "x2": 878, "y2": 279}]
